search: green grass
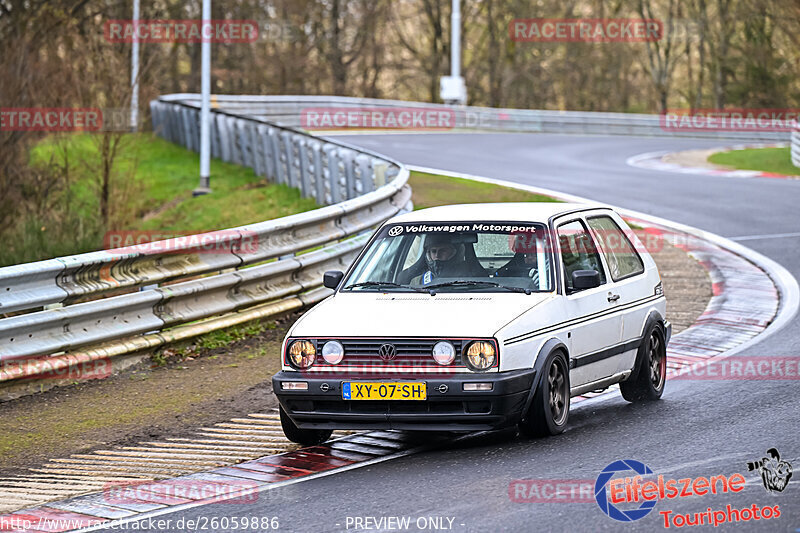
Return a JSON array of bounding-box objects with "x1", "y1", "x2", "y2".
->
[
  {"x1": 3, "y1": 134, "x2": 319, "y2": 265},
  {"x1": 408, "y1": 170, "x2": 558, "y2": 209},
  {"x1": 708, "y1": 146, "x2": 800, "y2": 176},
  {"x1": 30, "y1": 134, "x2": 319, "y2": 226}
]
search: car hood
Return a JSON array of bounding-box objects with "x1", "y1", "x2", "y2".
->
[{"x1": 290, "y1": 291, "x2": 553, "y2": 338}]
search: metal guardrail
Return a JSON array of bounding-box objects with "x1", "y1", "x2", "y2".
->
[
  {"x1": 0, "y1": 96, "x2": 411, "y2": 369},
  {"x1": 168, "y1": 94, "x2": 792, "y2": 142},
  {"x1": 1, "y1": 93, "x2": 791, "y2": 380},
  {"x1": 792, "y1": 119, "x2": 800, "y2": 168}
]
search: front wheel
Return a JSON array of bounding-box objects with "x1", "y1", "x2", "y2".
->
[
  {"x1": 518, "y1": 351, "x2": 570, "y2": 438},
  {"x1": 279, "y1": 406, "x2": 333, "y2": 445},
  {"x1": 620, "y1": 325, "x2": 666, "y2": 402}
]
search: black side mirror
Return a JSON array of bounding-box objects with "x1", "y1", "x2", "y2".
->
[
  {"x1": 323, "y1": 270, "x2": 344, "y2": 289},
  {"x1": 571, "y1": 269, "x2": 601, "y2": 290}
]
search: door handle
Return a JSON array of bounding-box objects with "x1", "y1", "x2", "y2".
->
[{"x1": 608, "y1": 293, "x2": 620, "y2": 302}]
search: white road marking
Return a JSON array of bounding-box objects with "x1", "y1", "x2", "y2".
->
[{"x1": 730, "y1": 231, "x2": 800, "y2": 241}]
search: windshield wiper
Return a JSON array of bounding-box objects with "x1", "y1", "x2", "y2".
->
[
  {"x1": 343, "y1": 281, "x2": 427, "y2": 292},
  {"x1": 424, "y1": 280, "x2": 531, "y2": 294}
]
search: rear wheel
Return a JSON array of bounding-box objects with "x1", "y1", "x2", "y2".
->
[
  {"x1": 620, "y1": 325, "x2": 666, "y2": 402},
  {"x1": 279, "y1": 406, "x2": 333, "y2": 445},
  {"x1": 518, "y1": 351, "x2": 570, "y2": 437}
]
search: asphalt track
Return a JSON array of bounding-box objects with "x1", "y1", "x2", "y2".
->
[{"x1": 100, "y1": 133, "x2": 800, "y2": 532}]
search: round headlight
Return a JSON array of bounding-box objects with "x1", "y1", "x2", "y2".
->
[
  {"x1": 322, "y1": 340, "x2": 344, "y2": 364},
  {"x1": 464, "y1": 341, "x2": 496, "y2": 371},
  {"x1": 288, "y1": 340, "x2": 316, "y2": 369},
  {"x1": 432, "y1": 341, "x2": 456, "y2": 365}
]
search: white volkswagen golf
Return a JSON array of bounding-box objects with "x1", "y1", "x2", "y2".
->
[{"x1": 273, "y1": 203, "x2": 670, "y2": 444}]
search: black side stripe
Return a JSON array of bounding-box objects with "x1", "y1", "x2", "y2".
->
[
  {"x1": 504, "y1": 294, "x2": 663, "y2": 346},
  {"x1": 570, "y1": 339, "x2": 641, "y2": 369}
]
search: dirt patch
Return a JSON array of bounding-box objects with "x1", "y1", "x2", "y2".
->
[
  {"x1": 661, "y1": 148, "x2": 727, "y2": 170},
  {"x1": 654, "y1": 241, "x2": 713, "y2": 334}
]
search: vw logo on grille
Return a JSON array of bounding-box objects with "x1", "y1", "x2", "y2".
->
[{"x1": 378, "y1": 343, "x2": 397, "y2": 361}]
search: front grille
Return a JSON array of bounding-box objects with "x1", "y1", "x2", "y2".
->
[
  {"x1": 302, "y1": 338, "x2": 467, "y2": 369},
  {"x1": 330, "y1": 338, "x2": 465, "y2": 368}
]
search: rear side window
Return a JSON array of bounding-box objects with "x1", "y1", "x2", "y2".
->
[{"x1": 587, "y1": 216, "x2": 645, "y2": 281}]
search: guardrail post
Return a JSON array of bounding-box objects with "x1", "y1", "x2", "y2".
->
[
  {"x1": 311, "y1": 141, "x2": 326, "y2": 205},
  {"x1": 236, "y1": 119, "x2": 253, "y2": 168},
  {"x1": 342, "y1": 150, "x2": 356, "y2": 199},
  {"x1": 192, "y1": 108, "x2": 202, "y2": 152},
  {"x1": 168, "y1": 107, "x2": 180, "y2": 144},
  {"x1": 281, "y1": 131, "x2": 295, "y2": 187},
  {"x1": 270, "y1": 128, "x2": 285, "y2": 184},
  {"x1": 180, "y1": 107, "x2": 192, "y2": 149},
  {"x1": 217, "y1": 114, "x2": 232, "y2": 162},
  {"x1": 230, "y1": 118, "x2": 244, "y2": 165},
  {"x1": 260, "y1": 126, "x2": 275, "y2": 181},
  {"x1": 357, "y1": 155, "x2": 374, "y2": 194},
  {"x1": 208, "y1": 111, "x2": 220, "y2": 159},
  {"x1": 249, "y1": 122, "x2": 264, "y2": 176},
  {"x1": 324, "y1": 145, "x2": 341, "y2": 204},
  {"x1": 373, "y1": 162, "x2": 388, "y2": 188},
  {"x1": 297, "y1": 137, "x2": 311, "y2": 198}
]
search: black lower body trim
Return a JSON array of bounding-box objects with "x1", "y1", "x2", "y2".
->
[
  {"x1": 272, "y1": 368, "x2": 537, "y2": 432},
  {"x1": 571, "y1": 338, "x2": 642, "y2": 369}
]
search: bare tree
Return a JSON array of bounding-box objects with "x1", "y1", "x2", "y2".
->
[{"x1": 637, "y1": 0, "x2": 680, "y2": 111}]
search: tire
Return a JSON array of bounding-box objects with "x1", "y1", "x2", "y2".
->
[
  {"x1": 279, "y1": 406, "x2": 333, "y2": 446},
  {"x1": 518, "y1": 351, "x2": 570, "y2": 437},
  {"x1": 620, "y1": 324, "x2": 666, "y2": 402}
]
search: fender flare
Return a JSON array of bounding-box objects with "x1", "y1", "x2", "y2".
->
[
  {"x1": 520, "y1": 338, "x2": 569, "y2": 420},
  {"x1": 627, "y1": 311, "x2": 666, "y2": 382}
]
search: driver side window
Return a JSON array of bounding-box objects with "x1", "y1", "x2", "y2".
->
[{"x1": 558, "y1": 220, "x2": 606, "y2": 292}]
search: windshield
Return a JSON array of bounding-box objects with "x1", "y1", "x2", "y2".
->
[{"x1": 342, "y1": 221, "x2": 553, "y2": 292}]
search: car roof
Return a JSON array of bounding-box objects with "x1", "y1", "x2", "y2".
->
[{"x1": 389, "y1": 202, "x2": 609, "y2": 224}]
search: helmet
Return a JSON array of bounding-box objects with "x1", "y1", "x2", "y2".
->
[{"x1": 424, "y1": 234, "x2": 465, "y2": 277}]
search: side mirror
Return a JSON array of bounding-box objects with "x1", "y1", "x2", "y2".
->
[
  {"x1": 571, "y1": 269, "x2": 601, "y2": 290},
  {"x1": 323, "y1": 270, "x2": 344, "y2": 290}
]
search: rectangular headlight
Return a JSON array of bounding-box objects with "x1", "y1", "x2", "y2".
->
[
  {"x1": 463, "y1": 383, "x2": 493, "y2": 391},
  {"x1": 281, "y1": 381, "x2": 308, "y2": 391}
]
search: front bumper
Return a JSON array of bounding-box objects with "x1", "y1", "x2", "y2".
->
[{"x1": 272, "y1": 368, "x2": 537, "y2": 432}]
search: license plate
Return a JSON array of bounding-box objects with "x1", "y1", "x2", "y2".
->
[{"x1": 342, "y1": 382, "x2": 426, "y2": 400}]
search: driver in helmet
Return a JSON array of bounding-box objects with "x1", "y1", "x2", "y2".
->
[{"x1": 413, "y1": 233, "x2": 485, "y2": 285}]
